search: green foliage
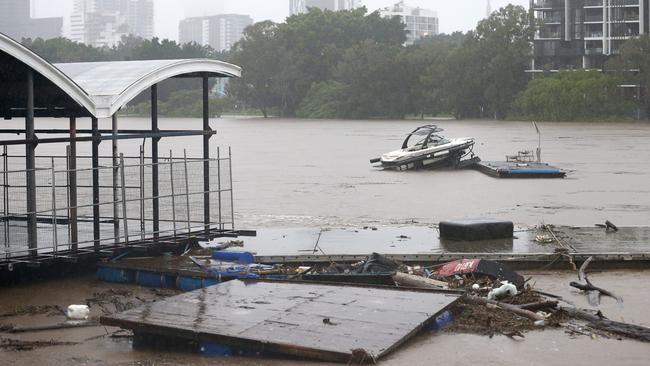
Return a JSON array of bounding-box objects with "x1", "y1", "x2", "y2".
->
[
  {"x1": 514, "y1": 71, "x2": 633, "y2": 121},
  {"x1": 21, "y1": 37, "x2": 109, "y2": 62},
  {"x1": 22, "y1": 35, "x2": 217, "y2": 63},
  {"x1": 296, "y1": 81, "x2": 349, "y2": 118},
  {"x1": 442, "y1": 5, "x2": 534, "y2": 119},
  {"x1": 228, "y1": 21, "x2": 286, "y2": 118},
  {"x1": 228, "y1": 7, "x2": 406, "y2": 117},
  {"x1": 20, "y1": 5, "x2": 643, "y2": 121},
  {"x1": 128, "y1": 90, "x2": 228, "y2": 118},
  {"x1": 606, "y1": 35, "x2": 650, "y2": 119}
]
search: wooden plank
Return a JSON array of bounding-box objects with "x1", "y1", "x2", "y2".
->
[{"x1": 102, "y1": 280, "x2": 459, "y2": 363}]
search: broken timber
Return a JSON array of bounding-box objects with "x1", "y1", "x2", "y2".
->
[{"x1": 101, "y1": 279, "x2": 460, "y2": 363}]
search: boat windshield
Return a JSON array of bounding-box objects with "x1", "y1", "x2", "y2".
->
[{"x1": 405, "y1": 134, "x2": 449, "y2": 151}]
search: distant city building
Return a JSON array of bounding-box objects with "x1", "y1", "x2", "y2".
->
[
  {"x1": 531, "y1": 0, "x2": 650, "y2": 72},
  {"x1": 289, "y1": 0, "x2": 362, "y2": 16},
  {"x1": 379, "y1": 1, "x2": 439, "y2": 45},
  {"x1": 0, "y1": 0, "x2": 62, "y2": 40},
  {"x1": 69, "y1": 0, "x2": 154, "y2": 47},
  {"x1": 179, "y1": 14, "x2": 253, "y2": 52}
]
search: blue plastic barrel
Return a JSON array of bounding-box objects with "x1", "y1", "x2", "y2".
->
[{"x1": 211, "y1": 251, "x2": 255, "y2": 264}]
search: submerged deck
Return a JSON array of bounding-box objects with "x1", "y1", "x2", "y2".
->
[
  {"x1": 475, "y1": 161, "x2": 566, "y2": 178},
  {"x1": 97, "y1": 226, "x2": 650, "y2": 284},
  {"x1": 101, "y1": 279, "x2": 459, "y2": 363}
]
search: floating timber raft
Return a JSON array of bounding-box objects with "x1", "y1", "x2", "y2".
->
[
  {"x1": 475, "y1": 161, "x2": 566, "y2": 178},
  {"x1": 101, "y1": 279, "x2": 460, "y2": 363}
]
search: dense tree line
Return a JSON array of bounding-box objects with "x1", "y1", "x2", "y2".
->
[
  {"x1": 228, "y1": 6, "x2": 535, "y2": 119},
  {"x1": 18, "y1": 7, "x2": 650, "y2": 121}
]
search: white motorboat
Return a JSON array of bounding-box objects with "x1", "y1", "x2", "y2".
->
[{"x1": 370, "y1": 125, "x2": 479, "y2": 170}]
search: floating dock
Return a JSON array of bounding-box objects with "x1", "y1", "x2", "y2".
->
[
  {"x1": 97, "y1": 256, "x2": 234, "y2": 292},
  {"x1": 475, "y1": 161, "x2": 566, "y2": 178},
  {"x1": 101, "y1": 279, "x2": 460, "y2": 363}
]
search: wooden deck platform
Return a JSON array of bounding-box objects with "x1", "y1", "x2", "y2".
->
[
  {"x1": 475, "y1": 161, "x2": 566, "y2": 178},
  {"x1": 101, "y1": 279, "x2": 460, "y2": 363}
]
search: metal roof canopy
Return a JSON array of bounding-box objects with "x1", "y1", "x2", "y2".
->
[
  {"x1": 0, "y1": 31, "x2": 242, "y2": 262},
  {"x1": 0, "y1": 32, "x2": 241, "y2": 119}
]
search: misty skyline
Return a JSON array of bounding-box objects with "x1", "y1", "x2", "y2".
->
[{"x1": 32, "y1": 0, "x2": 529, "y2": 42}]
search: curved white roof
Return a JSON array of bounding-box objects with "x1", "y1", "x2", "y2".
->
[
  {"x1": 55, "y1": 59, "x2": 241, "y2": 118},
  {"x1": 1, "y1": 32, "x2": 241, "y2": 119},
  {"x1": 0, "y1": 32, "x2": 95, "y2": 115}
]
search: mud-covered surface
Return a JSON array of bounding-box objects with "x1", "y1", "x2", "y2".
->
[{"x1": 1, "y1": 270, "x2": 650, "y2": 365}]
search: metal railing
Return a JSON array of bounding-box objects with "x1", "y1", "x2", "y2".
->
[{"x1": 1, "y1": 145, "x2": 235, "y2": 266}]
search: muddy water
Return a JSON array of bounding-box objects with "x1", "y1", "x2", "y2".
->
[
  {"x1": 11, "y1": 117, "x2": 650, "y2": 229},
  {"x1": 1, "y1": 271, "x2": 649, "y2": 365}
]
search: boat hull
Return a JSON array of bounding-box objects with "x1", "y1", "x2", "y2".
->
[{"x1": 378, "y1": 140, "x2": 477, "y2": 171}]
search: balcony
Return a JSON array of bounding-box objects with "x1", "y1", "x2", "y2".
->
[
  {"x1": 533, "y1": 1, "x2": 560, "y2": 9},
  {"x1": 585, "y1": 32, "x2": 604, "y2": 38},
  {"x1": 542, "y1": 17, "x2": 562, "y2": 24},
  {"x1": 584, "y1": 0, "x2": 603, "y2": 7},
  {"x1": 584, "y1": 15, "x2": 603, "y2": 22},
  {"x1": 537, "y1": 31, "x2": 561, "y2": 39},
  {"x1": 585, "y1": 48, "x2": 604, "y2": 55}
]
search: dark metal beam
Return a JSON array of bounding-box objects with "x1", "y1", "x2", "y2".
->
[
  {"x1": 151, "y1": 84, "x2": 159, "y2": 242},
  {"x1": 0, "y1": 129, "x2": 214, "y2": 135},
  {"x1": 203, "y1": 74, "x2": 211, "y2": 236},
  {"x1": 0, "y1": 131, "x2": 216, "y2": 146},
  {"x1": 68, "y1": 117, "x2": 78, "y2": 252},
  {"x1": 26, "y1": 70, "x2": 37, "y2": 257},
  {"x1": 91, "y1": 117, "x2": 100, "y2": 251}
]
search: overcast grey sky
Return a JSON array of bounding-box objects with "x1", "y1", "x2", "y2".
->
[{"x1": 33, "y1": 0, "x2": 530, "y2": 41}]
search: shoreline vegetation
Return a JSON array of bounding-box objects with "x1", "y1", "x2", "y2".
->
[{"x1": 20, "y1": 6, "x2": 650, "y2": 122}]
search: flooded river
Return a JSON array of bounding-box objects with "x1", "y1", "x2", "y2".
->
[{"x1": 16, "y1": 117, "x2": 650, "y2": 228}]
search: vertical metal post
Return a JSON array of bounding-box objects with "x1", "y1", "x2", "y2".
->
[
  {"x1": 68, "y1": 117, "x2": 78, "y2": 252},
  {"x1": 119, "y1": 153, "x2": 129, "y2": 245},
  {"x1": 26, "y1": 70, "x2": 37, "y2": 257},
  {"x1": 3, "y1": 146, "x2": 8, "y2": 253},
  {"x1": 169, "y1": 150, "x2": 177, "y2": 240},
  {"x1": 139, "y1": 145, "x2": 145, "y2": 241},
  {"x1": 202, "y1": 74, "x2": 211, "y2": 236},
  {"x1": 112, "y1": 114, "x2": 119, "y2": 243},
  {"x1": 183, "y1": 149, "x2": 191, "y2": 234},
  {"x1": 217, "y1": 146, "x2": 222, "y2": 231},
  {"x1": 91, "y1": 116, "x2": 100, "y2": 251},
  {"x1": 65, "y1": 145, "x2": 70, "y2": 248},
  {"x1": 151, "y1": 84, "x2": 159, "y2": 242},
  {"x1": 51, "y1": 157, "x2": 58, "y2": 255},
  {"x1": 229, "y1": 147, "x2": 234, "y2": 231}
]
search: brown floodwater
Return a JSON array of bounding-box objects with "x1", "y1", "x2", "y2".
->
[
  {"x1": 6, "y1": 117, "x2": 650, "y2": 228},
  {"x1": 1, "y1": 271, "x2": 649, "y2": 365},
  {"x1": 2, "y1": 117, "x2": 650, "y2": 364}
]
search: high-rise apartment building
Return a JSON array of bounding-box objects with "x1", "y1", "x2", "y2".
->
[
  {"x1": 289, "y1": 0, "x2": 362, "y2": 16},
  {"x1": 531, "y1": 0, "x2": 650, "y2": 71},
  {"x1": 179, "y1": 14, "x2": 253, "y2": 52},
  {"x1": 379, "y1": 1, "x2": 439, "y2": 45},
  {"x1": 0, "y1": 0, "x2": 62, "y2": 40},
  {"x1": 69, "y1": 0, "x2": 154, "y2": 47}
]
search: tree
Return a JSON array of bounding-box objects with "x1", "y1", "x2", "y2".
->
[
  {"x1": 442, "y1": 5, "x2": 534, "y2": 119},
  {"x1": 275, "y1": 7, "x2": 405, "y2": 116},
  {"x1": 514, "y1": 70, "x2": 633, "y2": 121},
  {"x1": 228, "y1": 21, "x2": 286, "y2": 118},
  {"x1": 21, "y1": 37, "x2": 109, "y2": 63},
  {"x1": 418, "y1": 32, "x2": 468, "y2": 117},
  {"x1": 296, "y1": 81, "x2": 349, "y2": 118},
  {"x1": 606, "y1": 35, "x2": 650, "y2": 119}
]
